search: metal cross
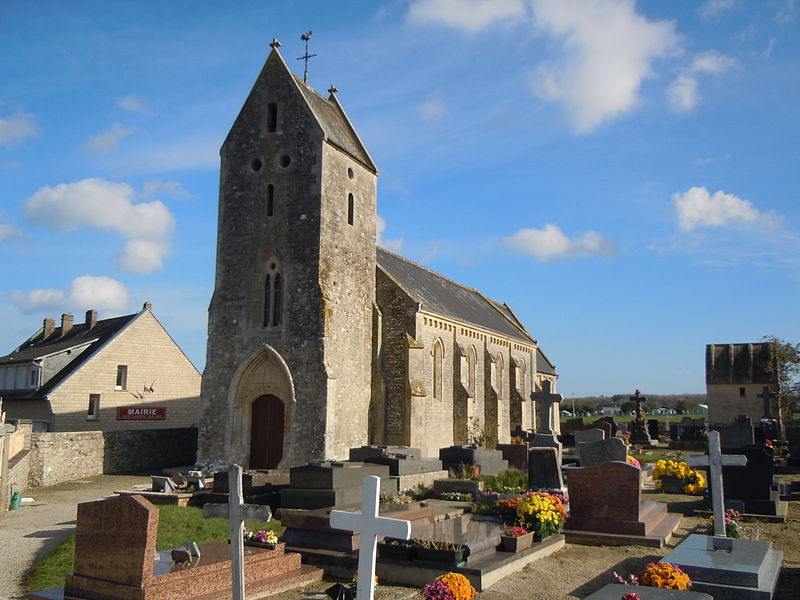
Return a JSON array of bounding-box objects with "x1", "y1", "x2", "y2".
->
[
  {"x1": 531, "y1": 379, "x2": 562, "y2": 435},
  {"x1": 202, "y1": 465, "x2": 272, "y2": 600},
  {"x1": 685, "y1": 430, "x2": 746, "y2": 550},
  {"x1": 330, "y1": 476, "x2": 411, "y2": 600},
  {"x1": 297, "y1": 31, "x2": 317, "y2": 84},
  {"x1": 758, "y1": 385, "x2": 776, "y2": 419}
]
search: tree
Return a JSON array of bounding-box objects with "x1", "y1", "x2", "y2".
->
[
  {"x1": 763, "y1": 336, "x2": 800, "y2": 426},
  {"x1": 675, "y1": 399, "x2": 698, "y2": 414},
  {"x1": 621, "y1": 399, "x2": 637, "y2": 414}
]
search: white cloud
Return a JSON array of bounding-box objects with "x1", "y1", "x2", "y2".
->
[
  {"x1": 81, "y1": 122, "x2": 136, "y2": 153},
  {"x1": 504, "y1": 223, "x2": 615, "y2": 261},
  {"x1": 529, "y1": 0, "x2": 680, "y2": 134},
  {"x1": 117, "y1": 95, "x2": 150, "y2": 114},
  {"x1": 0, "y1": 222, "x2": 22, "y2": 242},
  {"x1": 140, "y1": 179, "x2": 190, "y2": 200},
  {"x1": 0, "y1": 108, "x2": 40, "y2": 148},
  {"x1": 417, "y1": 99, "x2": 448, "y2": 122},
  {"x1": 24, "y1": 178, "x2": 174, "y2": 240},
  {"x1": 697, "y1": 0, "x2": 736, "y2": 20},
  {"x1": 376, "y1": 214, "x2": 404, "y2": 253},
  {"x1": 672, "y1": 186, "x2": 781, "y2": 231},
  {"x1": 408, "y1": 0, "x2": 527, "y2": 33},
  {"x1": 23, "y1": 178, "x2": 175, "y2": 273},
  {"x1": 10, "y1": 275, "x2": 129, "y2": 314},
  {"x1": 668, "y1": 50, "x2": 737, "y2": 112},
  {"x1": 762, "y1": 38, "x2": 777, "y2": 58},
  {"x1": 116, "y1": 240, "x2": 170, "y2": 274}
]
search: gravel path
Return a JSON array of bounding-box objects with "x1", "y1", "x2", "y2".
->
[{"x1": 0, "y1": 474, "x2": 149, "y2": 599}]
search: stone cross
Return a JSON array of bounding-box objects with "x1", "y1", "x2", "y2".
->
[
  {"x1": 629, "y1": 389, "x2": 652, "y2": 444},
  {"x1": 758, "y1": 386, "x2": 776, "y2": 419},
  {"x1": 631, "y1": 389, "x2": 645, "y2": 420},
  {"x1": 202, "y1": 465, "x2": 272, "y2": 600},
  {"x1": 531, "y1": 379, "x2": 562, "y2": 435},
  {"x1": 330, "y1": 476, "x2": 411, "y2": 600},
  {"x1": 686, "y1": 430, "x2": 747, "y2": 551}
]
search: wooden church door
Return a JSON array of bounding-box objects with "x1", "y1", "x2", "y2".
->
[{"x1": 250, "y1": 395, "x2": 284, "y2": 469}]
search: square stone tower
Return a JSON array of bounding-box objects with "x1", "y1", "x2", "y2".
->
[{"x1": 198, "y1": 42, "x2": 378, "y2": 469}]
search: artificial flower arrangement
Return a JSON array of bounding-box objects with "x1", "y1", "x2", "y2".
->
[
  {"x1": 614, "y1": 562, "x2": 692, "y2": 591},
  {"x1": 421, "y1": 572, "x2": 476, "y2": 600},
  {"x1": 503, "y1": 525, "x2": 530, "y2": 537},
  {"x1": 652, "y1": 459, "x2": 706, "y2": 495},
  {"x1": 439, "y1": 492, "x2": 474, "y2": 502},
  {"x1": 626, "y1": 455, "x2": 641, "y2": 469},
  {"x1": 705, "y1": 508, "x2": 744, "y2": 538},
  {"x1": 242, "y1": 525, "x2": 278, "y2": 546}
]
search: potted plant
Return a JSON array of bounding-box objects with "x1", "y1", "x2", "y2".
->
[
  {"x1": 413, "y1": 539, "x2": 466, "y2": 566},
  {"x1": 500, "y1": 525, "x2": 533, "y2": 552},
  {"x1": 652, "y1": 459, "x2": 706, "y2": 494},
  {"x1": 422, "y1": 572, "x2": 476, "y2": 600},
  {"x1": 377, "y1": 537, "x2": 417, "y2": 560},
  {"x1": 514, "y1": 492, "x2": 567, "y2": 540}
]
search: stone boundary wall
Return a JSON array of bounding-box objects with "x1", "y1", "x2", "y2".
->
[
  {"x1": 7, "y1": 450, "x2": 30, "y2": 495},
  {"x1": 28, "y1": 427, "x2": 197, "y2": 488},
  {"x1": 7, "y1": 429, "x2": 25, "y2": 459}
]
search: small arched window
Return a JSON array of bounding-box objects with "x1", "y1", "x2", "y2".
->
[
  {"x1": 267, "y1": 103, "x2": 278, "y2": 132},
  {"x1": 347, "y1": 193, "x2": 354, "y2": 225},
  {"x1": 433, "y1": 340, "x2": 443, "y2": 400},
  {"x1": 266, "y1": 184, "x2": 274, "y2": 217},
  {"x1": 263, "y1": 261, "x2": 283, "y2": 327}
]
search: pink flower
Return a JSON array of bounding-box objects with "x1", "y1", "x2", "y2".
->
[{"x1": 621, "y1": 593, "x2": 641, "y2": 600}]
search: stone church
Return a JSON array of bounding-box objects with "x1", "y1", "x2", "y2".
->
[{"x1": 197, "y1": 43, "x2": 558, "y2": 469}]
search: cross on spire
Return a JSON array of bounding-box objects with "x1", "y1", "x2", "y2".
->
[
  {"x1": 686, "y1": 430, "x2": 746, "y2": 550},
  {"x1": 330, "y1": 476, "x2": 411, "y2": 600},
  {"x1": 297, "y1": 31, "x2": 317, "y2": 84},
  {"x1": 269, "y1": 38, "x2": 281, "y2": 49}
]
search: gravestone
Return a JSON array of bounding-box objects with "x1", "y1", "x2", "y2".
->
[
  {"x1": 647, "y1": 419, "x2": 660, "y2": 441},
  {"x1": 592, "y1": 416, "x2": 618, "y2": 436},
  {"x1": 528, "y1": 447, "x2": 564, "y2": 493},
  {"x1": 577, "y1": 437, "x2": 628, "y2": 468},
  {"x1": 495, "y1": 443, "x2": 529, "y2": 470},
  {"x1": 574, "y1": 428, "x2": 604, "y2": 445},
  {"x1": 348, "y1": 445, "x2": 447, "y2": 491},
  {"x1": 718, "y1": 415, "x2": 755, "y2": 448},
  {"x1": 280, "y1": 461, "x2": 397, "y2": 509},
  {"x1": 628, "y1": 389, "x2": 653, "y2": 444},
  {"x1": 560, "y1": 417, "x2": 585, "y2": 435},
  {"x1": 33, "y1": 493, "x2": 323, "y2": 600},
  {"x1": 710, "y1": 444, "x2": 786, "y2": 518},
  {"x1": 330, "y1": 476, "x2": 412, "y2": 600},
  {"x1": 439, "y1": 446, "x2": 508, "y2": 475},
  {"x1": 510, "y1": 425, "x2": 532, "y2": 441},
  {"x1": 787, "y1": 426, "x2": 800, "y2": 466},
  {"x1": 529, "y1": 380, "x2": 563, "y2": 462},
  {"x1": 664, "y1": 431, "x2": 783, "y2": 599},
  {"x1": 565, "y1": 461, "x2": 681, "y2": 547}
]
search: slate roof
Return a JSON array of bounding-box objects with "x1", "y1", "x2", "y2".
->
[
  {"x1": 295, "y1": 77, "x2": 376, "y2": 173},
  {"x1": 537, "y1": 348, "x2": 556, "y2": 376},
  {"x1": 377, "y1": 248, "x2": 535, "y2": 345},
  {"x1": 0, "y1": 312, "x2": 138, "y2": 399}
]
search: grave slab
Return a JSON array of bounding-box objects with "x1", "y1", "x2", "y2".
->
[
  {"x1": 439, "y1": 446, "x2": 508, "y2": 475},
  {"x1": 577, "y1": 437, "x2": 628, "y2": 468},
  {"x1": 495, "y1": 443, "x2": 529, "y2": 471},
  {"x1": 574, "y1": 428, "x2": 605, "y2": 445},
  {"x1": 584, "y1": 583, "x2": 712, "y2": 599},
  {"x1": 662, "y1": 534, "x2": 783, "y2": 600},
  {"x1": 528, "y1": 447, "x2": 564, "y2": 493}
]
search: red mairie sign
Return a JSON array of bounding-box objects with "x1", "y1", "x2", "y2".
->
[{"x1": 117, "y1": 406, "x2": 166, "y2": 420}]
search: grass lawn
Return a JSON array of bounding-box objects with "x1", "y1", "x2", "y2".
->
[{"x1": 26, "y1": 505, "x2": 279, "y2": 593}]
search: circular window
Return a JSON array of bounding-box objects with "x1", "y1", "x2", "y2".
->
[
  {"x1": 250, "y1": 158, "x2": 263, "y2": 172},
  {"x1": 347, "y1": 167, "x2": 354, "y2": 179},
  {"x1": 279, "y1": 155, "x2": 291, "y2": 168}
]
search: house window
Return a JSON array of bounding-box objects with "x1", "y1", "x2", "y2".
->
[
  {"x1": 266, "y1": 184, "x2": 274, "y2": 217},
  {"x1": 433, "y1": 340, "x2": 443, "y2": 400},
  {"x1": 263, "y1": 261, "x2": 283, "y2": 328},
  {"x1": 347, "y1": 193, "x2": 354, "y2": 225},
  {"x1": 87, "y1": 394, "x2": 100, "y2": 420},
  {"x1": 115, "y1": 365, "x2": 128, "y2": 390},
  {"x1": 267, "y1": 103, "x2": 278, "y2": 132},
  {"x1": 29, "y1": 368, "x2": 38, "y2": 388}
]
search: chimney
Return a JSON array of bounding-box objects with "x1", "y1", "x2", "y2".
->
[
  {"x1": 43, "y1": 318, "x2": 55, "y2": 340},
  {"x1": 85, "y1": 309, "x2": 97, "y2": 329},
  {"x1": 142, "y1": 301, "x2": 152, "y2": 311},
  {"x1": 61, "y1": 313, "x2": 74, "y2": 337}
]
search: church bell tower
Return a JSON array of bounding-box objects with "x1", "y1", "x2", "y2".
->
[{"x1": 198, "y1": 40, "x2": 378, "y2": 468}]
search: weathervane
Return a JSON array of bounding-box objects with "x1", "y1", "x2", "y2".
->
[{"x1": 297, "y1": 31, "x2": 317, "y2": 84}]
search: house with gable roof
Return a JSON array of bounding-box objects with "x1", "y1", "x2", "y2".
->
[{"x1": 0, "y1": 302, "x2": 200, "y2": 432}]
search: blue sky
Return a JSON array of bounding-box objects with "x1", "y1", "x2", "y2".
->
[{"x1": 1, "y1": 0, "x2": 798, "y2": 399}]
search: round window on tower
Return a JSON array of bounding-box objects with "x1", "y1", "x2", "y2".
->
[
  {"x1": 347, "y1": 167, "x2": 354, "y2": 179},
  {"x1": 279, "y1": 155, "x2": 291, "y2": 168},
  {"x1": 250, "y1": 158, "x2": 263, "y2": 172}
]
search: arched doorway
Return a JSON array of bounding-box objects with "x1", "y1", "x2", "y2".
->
[{"x1": 250, "y1": 394, "x2": 284, "y2": 469}]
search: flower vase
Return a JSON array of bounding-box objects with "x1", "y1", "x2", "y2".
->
[{"x1": 500, "y1": 532, "x2": 534, "y2": 552}]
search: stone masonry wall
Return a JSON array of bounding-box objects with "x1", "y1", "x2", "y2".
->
[
  {"x1": 707, "y1": 383, "x2": 777, "y2": 425},
  {"x1": 27, "y1": 428, "x2": 197, "y2": 487}
]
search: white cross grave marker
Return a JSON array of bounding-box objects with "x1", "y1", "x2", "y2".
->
[
  {"x1": 330, "y1": 475, "x2": 412, "y2": 600},
  {"x1": 685, "y1": 430, "x2": 746, "y2": 551},
  {"x1": 202, "y1": 465, "x2": 272, "y2": 600},
  {"x1": 531, "y1": 380, "x2": 562, "y2": 435}
]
